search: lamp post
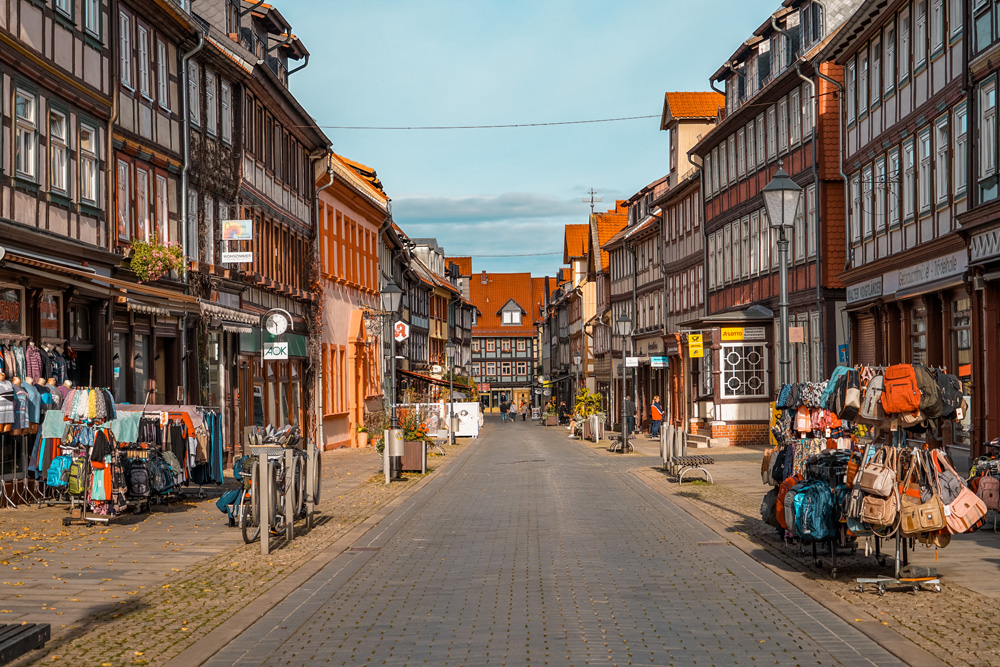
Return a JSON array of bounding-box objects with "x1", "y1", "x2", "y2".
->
[
  {"x1": 445, "y1": 341, "x2": 456, "y2": 446},
  {"x1": 615, "y1": 313, "x2": 633, "y2": 453},
  {"x1": 380, "y1": 279, "x2": 404, "y2": 481},
  {"x1": 761, "y1": 161, "x2": 803, "y2": 386},
  {"x1": 573, "y1": 352, "x2": 582, "y2": 402}
]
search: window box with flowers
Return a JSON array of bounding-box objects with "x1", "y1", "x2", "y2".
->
[{"x1": 127, "y1": 238, "x2": 186, "y2": 283}]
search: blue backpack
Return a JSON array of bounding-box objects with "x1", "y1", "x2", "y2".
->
[
  {"x1": 820, "y1": 366, "x2": 851, "y2": 411},
  {"x1": 47, "y1": 456, "x2": 73, "y2": 488},
  {"x1": 795, "y1": 480, "x2": 835, "y2": 542}
]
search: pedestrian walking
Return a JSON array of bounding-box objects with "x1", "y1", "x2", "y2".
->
[
  {"x1": 624, "y1": 395, "x2": 636, "y2": 435},
  {"x1": 558, "y1": 401, "x2": 569, "y2": 425},
  {"x1": 520, "y1": 400, "x2": 528, "y2": 421},
  {"x1": 650, "y1": 395, "x2": 663, "y2": 438},
  {"x1": 507, "y1": 400, "x2": 516, "y2": 424},
  {"x1": 500, "y1": 400, "x2": 509, "y2": 423}
]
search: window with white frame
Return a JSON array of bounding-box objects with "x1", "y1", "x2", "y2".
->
[
  {"x1": 900, "y1": 9, "x2": 911, "y2": 83},
  {"x1": 778, "y1": 99, "x2": 789, "y2": 152},
  {"x1": 119, "y1": 12, "x2": 132, "y2": 90},
  {"x1": 915, "y1": 0, "x2": 927, "y2": 68},
  {"x1": 980, "y1": 79, "x2": 996, "y2": 182},
  {"x1": 84, "y1": 0, "x2": 100, "y2": 37},
  {"x1": 875, "y1": 156, "x2": 886, "y2": 234},
  {"x1": 746, "y1": 122, "x2": 756, "y2": 172},
  {"x1": 930, "y1": 0, "x2": 944, "y2": 54},
  {"x1": 472, "y1": 340, "x2": 480, "y2": 353},
  {"x1": 14, "y1": 89, "x2": 37, "y2": 181},
  {"x1": 949, "y1": 0, "x2": 962, "y2": 37},
  {"x1": 157, "y1": 40, "x2": 169, "y2": 110},
  {"x1": 794, "y1": 189, "x2": 806, "y2": 260},
  {"x1": 859, "y1": 48, "x2": 869, "y2": 113},
  {"x1": 136, "y1": 167, "x2": 150, "y2": 241},
  {"x1": 704, "y1": 153, "x2": 714, "y2": 196},
  {"x1": 138, "y1": 26, "x2": 150, "y2": 98},
  {"x1": 810, "y1": 311, "x2": 822, "y2": 382},
  {"x1": 203, "y1": 194, "x2": 214, "y2": 264},
  {"x1": 221, "y1": 81, "x2": 232, "y2": 144},
  {"x1": 719, "y1": 141, "x2": 728, "y2": 189},
  {"x1": 863, "y1": 163, "x2": 874, "y2": 238},
  {"x1": 733, "y1": 221, "x2": 743, "y2": 279},
  {"x1": 903, "y1": 139, "x2": 916, "y2": 221},
  {"x1": 80, "y1": 124, "x2": 98, "y2": 204},
  {"x1": 708, "y1": 232, "x2": 717, "y2": 288},
  {"x1": 723, "y1": 225, "x2": 732, "y2": 283},
  {"x1": 871, "y1": 36, "x2": 881, "y2": 106},
  {"x1": 720, "y1": 343, "x2": 768, "y2": 398},
  {"x1": 885, "y1": 23, "x2": 896, "y2": 96},
  {"x1": 750, "y1": 212, "x2": 760, "y2": 274},
  {"x1": 742, "y1": 217, "x2": 751, "y2": 279},
  {"x1": 790, "y1": 90, "x2": 801, "y2": 144},
  {"x1": 155, "y1": 175, "x2": 168, "y2": 242},
  {"x1": 697, "y1": 265, "x2": 703, "y2": 305},
  {"x1": 716, "y1": 231, "x2": 724, "y2": 287},
  {"x1": 55, "y1": 0, "x2": 71, "y2": 16},
  {"x1": 918, "y1": 127, "x2": 932, "y2": 214},
  {"x1": 116, "y1": 159, "x2": 131, "y2": 241},
  {"x1": 516, "y1": 339, "x2": 526, "y2": 352},
  {"x1": 955, "y1": 104, "x2": 967, "y2": 196},
  {"x1": 186, "y1": 190, "x2": 197, "y2": 252},
  {"x1": 756, "y1": 114, "x2": 766, "y2": 164},
  {"x1": 806, "y1": 184, "x2": 817, "y2": 258},
  {"x1": 516, "y1": 361, "x2": 526, "y2": 376},
  {"x1": 711, "y1": 147, "x2": 720, "y2": 194},
  {"x1": 49, "y1": 111, "x2": 68, "y2": 194},
  {"x1": 486, "y1": 361, "x2": 495, "y2": 376},
  {"x1": 188, "y1": 61, "x2": 200, "y2": 125},
  {"x1": 850, "y1": 170, "x2": 861, "y2": 243},
  {"x1": 847, "y1": 59, "x2": 856, "y2": 122},
  {"x1": 767, "y1": 105, "x2": 777, "y2": 158},
  {"x1": 802, "y1": 83, "x2": 814, "y2": 137},
  {"x1": 501, "y1": 339, "x2": 511, "y2": 352},
  {"x1": 935, "y1": 116, "x2": 949, "y2": 206},
  {"x1": 502, "y1": 308, "x2": 522, "y2": 325},
  {"x1": 728, "y1": 135, "x2": 736, "y2": 183},
  {"x1": 737, "y1": 128, "x2": 746, "y2": 177},
  {"x1": 206, "y1": 70, "x2": 217, "y2": 135},
  {"x1": 888, "y1": 147, "x2": 901, "y2": 227}
]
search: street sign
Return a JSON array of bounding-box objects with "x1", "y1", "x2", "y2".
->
[
  {"x1": 263, "y1": 341, "x2": 288, "y2": 360},
  {"x1": 221, "y1": 251, "x2": 253, "y2": 264},
  {"x1": 744, "y1": 326, "x2": 766, "y2": 340},
  {"x1": 788, "y1": 326, "x2": 805, "y2": 343},
  {"x1": 688, "y1": 333, "x2": 704, "y2": 358},
  {"x1": 651, "y1": 356, "x2": 669, "y2": 368},
  {"x1": 393, "y1": 321, "x2": 410, "y2": 342},
  {"x1": 838, "y1": 344, "x2": 849, "y2": 364},
  {"x1": 625, "y1": 356, "x2": 639, "y2": 368}
]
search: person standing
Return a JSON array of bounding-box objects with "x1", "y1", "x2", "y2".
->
[
  {"x1": 650, "y1": 395, "x2": 663, "y2": 438},
  {"x1": 507, "y1": 400, "x2": 516, "y2": 424},
  {"x1": 624, "y1": 395, "x2": 636, "y2": 435},
  {"x1": 500, "y1": 399, "x2": 509, "y2": 423},
  {"x1": 520, "y1": 399, "x2": 528, "y2": 421}
]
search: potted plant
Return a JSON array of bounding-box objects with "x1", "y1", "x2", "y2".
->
[
  {"x1": 398, "y1": 408, "x2": 429, "y2": 472},
  {"x1": 128, "y1": 238, "x2": 186, "y2": 283},
  {"x1": 356, "y1": 424, "x2": 369, "y2": 448},
  {"x1": 544, "y1": 401, "x2": 559, "y2": 426}
]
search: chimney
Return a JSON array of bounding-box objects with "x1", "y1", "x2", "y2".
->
[{"x1": 481, "y1": 270, "x2": 488, "y2": 285}]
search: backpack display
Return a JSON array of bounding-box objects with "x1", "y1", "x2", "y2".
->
[
  {"x1": 770, "y1": 447, "x2": 788, "y2": 485},
  {"x1": 146, "y1": 456, "x2": 174, "y2": 494},
  {"x1": 796, "y1": 481, "x2": 835, "y2": 542},
  {"x1": 858, "y1": 373, "x2": 887, "y2": 424},
  {"x1": 936, "y1": 373, "x2": 963, "y2": 420},
  {"x1": 914, "y1": 365, "x2": 942, "y2": 420},
  {"x1": 67, "y1": 460, "x2": 86, "y2": 496},
  {"x1": 838, "y1": 369, "x2": 861, "y2": 421},
  {"x1": 881, "y1": 364, "x2": 921, "y2": 414},
  {"x1": 784, "y1": 484, "x2": 801, "y2": 537},
  {"x1": 821, "y1": 366, "x2": 851, "y2": 412},
  {"x1": 776, "y1": 384, "x2": 792, "y2": 409},
  {"x1": 761, "y1": 447, "x2": 776, "y2": 485},
  {"x1": 760, "y1": 487, "x2": 780, "y2": 528},
  {"x1": 776, "y1": 475, "x2": 800, "y2": 531},
  {"x1": 127, "y1": 459, "x2": 151, "y2": 497},
  {"x1": 976, "y1": 475, "x2": 1000, "y2": 512},
  {"x1": 46, "y1": 456, "x2": 73, "y2": 488}
]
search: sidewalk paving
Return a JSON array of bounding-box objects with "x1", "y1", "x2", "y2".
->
[
  {"x1": 1, "y1": 442, "x2": 470, "y2": 667},
  {"x1": 567, "y1": 427, "x2": 1000, "y2": 667}
]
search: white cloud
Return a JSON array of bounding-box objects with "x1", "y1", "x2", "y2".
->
[{"x1": 392, "y1": 193, "x2": 586, "y2": 224}]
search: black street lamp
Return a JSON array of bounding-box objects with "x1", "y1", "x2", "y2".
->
[
  {"x1": 615, "y1": 313, "x2": 633, "y2": 453},
  {"x1": 380, "y1": 279, "x2": 404, "y2": 480},
  {"x1": 761, "y1": 161, "x2": 802, "y2": 386},
  {"x1": 445, "y1": 341, "x2": 456, "y2": 446}
]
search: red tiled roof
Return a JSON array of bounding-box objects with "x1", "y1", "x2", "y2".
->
[
  {"x1": 531, "y1": 277, "x2": 549, "y2": 322},
  {"x1": 336, "y1": 154, "x2": 386, "y2": 197},
  {"x1": 447, "y1": 257, "x2": 473, "y2": 276},
  {"x1": 663, "y1": 91, "x2": 724, "y2": 120},
  {"x1": 589, "y1": 202, "x2": 628, "y2": 273},
  {"x1": 470, "y1": 272, "x2": 537, "y2": 335},
  {"x1": 557, "y1": 268, "x2": 572, "y2": 284},
  {"x1": 563, "y1": 224, "x2": 589, "y2": 263}
]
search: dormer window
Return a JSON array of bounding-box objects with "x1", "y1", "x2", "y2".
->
[{"x1": 499, "y1": 299, "x2": 524, "y2": 326}]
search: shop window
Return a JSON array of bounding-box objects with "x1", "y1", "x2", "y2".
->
[
  {"x1": 910, "y1": 305, "x2": 928, "y2": 365},
  {"x1": 39, "y1": 293, "x2": 61, "y2": 340},
  {"x1": 952, "y1": 298, "x2": 972, "y2": 445},
  {"x1": 720, "y1": 343, "x2": 768, "y2": 398},
  {"x1": 0, "y1": 286, "x2": 24, "y2": 336},
  {"x1": 69, "y1": 306, "x2": 90, "y2": 343}
]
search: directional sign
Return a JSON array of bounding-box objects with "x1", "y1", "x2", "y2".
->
[
  {"x1": 393, "y1": 321, "x2": 410, "y2": 342},
  {"x1": 625, "y1": 356, "x2": 640, "y2": 368},
  {"x1": 688, "y1": 333, "x2": 704, "y2": 358},
  {"x1": 263, "y1": 341, "x2": 288, "y2": 360}
]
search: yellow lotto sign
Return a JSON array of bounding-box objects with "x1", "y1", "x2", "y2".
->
[
  {"x1": 720, "y1": 327, "x2": 744, "y2": 341},
  {"x1": 688, "y1": 333, "x2": 704, "y2": 358}
]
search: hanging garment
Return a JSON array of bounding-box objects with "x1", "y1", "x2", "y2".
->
[
  {"x1": 21, "y1": 383, "x2": 41, "y2": 424},
  {"x1": 12, "y1": 386, "x2": 30, "y2": 430},
  {"x1": 110, "y1": 412, "x2": 142, "y2": 444},
  {"x1": 86, "y1": 390, "x2": 98, "y2": 421},
  {"x1": 210, "y1": 411, "x2": 224, "y2": 484},
  {"x1": 103, "y1": 390, "x2": 116, "y2": 420},
  {"x1": 0, "y1": 381, "x2": 14, "y2": 424},
  {"x1": 25, "y1": 345, "x2": 43, "y2": 379},
  {"x1": 41, "y1": 409, "x2": 66, "y2": 439},
  {"x1": 167, "y1": 422, "x2": 187, "y2": 474},
  {"x1": 12, "y1": 346, "x2": 26, "y2": 380},
  {"x1": 35, "y1": 384, "x2": 53, "y2": 418},
  {"x1": 111, "y1": 454, "x2": 128, "y2": 514},
  {"x1": 40, "y1": 350, "x2": 52, "y2": 381}
]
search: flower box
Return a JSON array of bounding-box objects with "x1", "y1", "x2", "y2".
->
[{"x1": 545, "y1": 415, "x2": 558, "y2": 426}]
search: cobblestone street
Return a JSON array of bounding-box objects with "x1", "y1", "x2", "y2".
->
[{"x1": 201, "y1": 419, "x2": 905, "y2": 667}]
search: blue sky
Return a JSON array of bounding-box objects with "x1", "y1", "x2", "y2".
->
[{"x1": 282, "y1": 0, "x2": 778, "y2": 277}]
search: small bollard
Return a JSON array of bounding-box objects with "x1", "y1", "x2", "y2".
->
[
  {"x1": 285, "y1": 448, "x2": 295, "y2": 543},
  {"x1": 305, "y1": 443, "x2": 317, "y2": 530},
  {"x1": 260, "y1": 457, "x2": 271, "y2": 556}
]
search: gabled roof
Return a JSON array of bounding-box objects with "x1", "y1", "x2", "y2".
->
[
  {"x1": 469, "y1": 272, "x2": 537, "y2": 336},
  {"x1": 563, "y1": 224, "x2": 589, "y2": 263},
  {"x1": 496, "y1": 298, "x2": 526, "y2": 316},
  {"x1": 588, "y1": 202, "x2": 628, "y2": 274},
  {"x1": 660, "y1": 92, "x2": 724, "y2": 129},
  {"x1": 337, "y1": 155, "x2": 385, "y2": 196},
  {"x1": 447, "y1": 257, "x2": 473, "y2": 276}
]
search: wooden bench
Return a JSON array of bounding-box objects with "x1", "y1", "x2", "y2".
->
[
  {"x1": 667, "y1": 455, "x2": 715, "y2": 484},
  {"x1": 0, "y1": 623, "x2": 50, "y2": 665}
]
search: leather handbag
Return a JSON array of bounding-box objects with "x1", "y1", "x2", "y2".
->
[
  {"x1": 861, "y1": 491, "x2": 898, "y2": 527},
  {"x1": 899, "y1": 453, "x2": 946, "y2": 537},
  {"x1": 934, "y1": 450, "x2": 988, "y2": 534},
  {"x1": 844, "y1": 443, "x2": 872, "y2": 516},
  {"x1": 858, "y1": 446, "x2": 897, "y2": 497}
]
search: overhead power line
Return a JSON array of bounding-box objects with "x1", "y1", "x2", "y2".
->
[
  {"x1": 314, "y1": 114, "x2": 659, "y2": 130},
  {"x1": 458, "y1": 251, "x2": 563, "y2": 257}
]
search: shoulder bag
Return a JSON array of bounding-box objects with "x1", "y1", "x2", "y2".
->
[{"x1": 857, "y1": 445, "x2": 897, "y2": 498}]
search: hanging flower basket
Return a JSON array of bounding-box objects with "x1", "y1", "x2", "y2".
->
[{"x1": 128, "y1": 239, "x2": 186, "y2": 283}]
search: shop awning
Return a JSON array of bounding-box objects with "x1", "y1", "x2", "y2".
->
[
  {"x1": 221, "y1": 321, "x2": 253, "y2": 334},
  {"x1": 398, "y1": 368, "x2": 463, "y2": 390},
  {"x1": 198, "y1": 299, "x2": 259, "y2": 325},
  {"x1": 126, "y1": 298, "x2": 174, "y2": 317}
]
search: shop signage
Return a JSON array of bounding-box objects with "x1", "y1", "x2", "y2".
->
[
  {"x1": 625, "y1": 356, "x2": 639, "y2": 368},
  {"x1": 846, "y1": 276, "x2": 883, "y2": 304},
  {"x1": 0, "y1": 287, "x2": 23, "y2": 336},
  {"x1": 788, "y1": 326, "x2": 805, "y2": 343},
  {"x1": 890, "y1": 250, "x2": 967, "y2": 292},
  {"x1": 971, "y1": 228, "x2": 1000, "y2": 264},
  {"x1": 744, "y1": 326, "x2": 765, "y2": 340},
  {"x1": 393, "y1": 321, "x2": 410, "y2": 342},
  {"x1": 222, "y1": 219, "x2": 254, "y2": 241},
  {"x1": 221, "y1": 251, "x2": 253, "y2": 264},
  {"x1": 650, "y1": 356, "x2": 669, "y2": 368},
  {"x1": 478, "y1": 383, "x2": 490, "y2": 392},
  {"x1": 263, "y1": 341, "x2": 288, "y2": 360},
  {"x1": 838, "y1": 344, "x2": 849, "y2": 364},
  {"x1": 688, "y1": 333, "x2": 704, "y2": 358},
  {"x1": 720, "y1": 327, "x2": 743, "y2": 341}
]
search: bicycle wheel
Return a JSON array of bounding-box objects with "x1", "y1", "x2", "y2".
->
[
  {"x1": 240, "y1": 461, "x2": 260, "y2": 544},
  {"x1": 294, "y1": 455, "x2": 307, "y2": 519},
  {"x1": 311, "y1": 447, "x2": 322, "y2": 506}
]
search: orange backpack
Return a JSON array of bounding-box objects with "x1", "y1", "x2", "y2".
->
[{"x1": 880, "y1": 364, "x2": 922, "y2": 414}]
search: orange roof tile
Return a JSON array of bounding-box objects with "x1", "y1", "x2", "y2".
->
[
  {"x1": 470, "y1": 272, "x2": 538, "y2": 336},
  {"x1": 531, "y1": 277, "x2": 550, "y2": 321},
  {"x1": 557, "y1": 268, "x2": 572, "y2": 284},
  {"x1": 663, "y1": 91, "x2": 724, "y2": 121},
  {"x1": 563, "y1": 224, "x2": 589, "y2": 263},
  {"x1": 447, "y1": 257, "x2": 473, "y2": 276},
  {"x1": 335, "y1": 154, "x2": 386, "y2": 197},
  {"x1": 589, "y1": 202, "x2": 628, "y2": 273}
]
